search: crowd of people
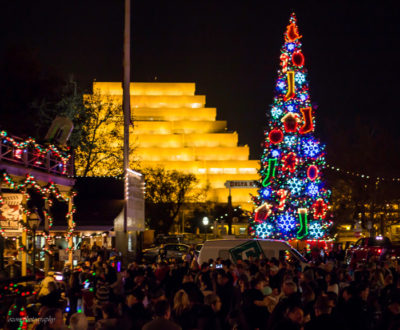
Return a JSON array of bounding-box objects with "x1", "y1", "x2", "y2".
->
[{"x1": 5, "y1": 245, "x2": 400, "y2": 330}]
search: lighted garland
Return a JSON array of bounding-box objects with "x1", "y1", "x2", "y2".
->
[
  {"x1": 65, "y1": 205, "x2": 77, "y2": 252},
  {"x1": 0, "y1": 195, "x2": 5, "y2": 237},
  {"x1": 251, "y1": 13, "x2": 331, "y2": 240},
  {"x1": 1, "y1": 171, "x2": 76, "y2": 252},
  {"x1": 326, "y1": 164, "x2": 400, "y2": 183},
  {"x1": 0, "y1": 130, "x2": 70, "y2": 174}
]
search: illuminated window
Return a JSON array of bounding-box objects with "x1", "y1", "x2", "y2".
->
[
  {"x1": 223, "y1": 168, "x2": 237, "y2": 174},
  {"x1": 209, "y1": 168, "x2": 223, "y2": 174},
  {"x1": 239, "y1": 168, "x2": 257, "y2": 174},
  {"x1": 198, "y1": 168, "x2": 206, "y2": 174}
]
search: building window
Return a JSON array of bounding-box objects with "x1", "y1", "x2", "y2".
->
[{"x1": 239, "y1": 168, "x2": 257, "y2": 174}]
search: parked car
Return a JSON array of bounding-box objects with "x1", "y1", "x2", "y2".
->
[
  {"x1": 345, "y1": 236, "x2": 400, "y2": 265},
  {"x1": 142, "y1": 243, "x2": 191, "y2": 262}
]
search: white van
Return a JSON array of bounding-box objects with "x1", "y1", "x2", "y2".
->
[{"x1": 198, "y1": 239, "x2": 307, "y2": 266}]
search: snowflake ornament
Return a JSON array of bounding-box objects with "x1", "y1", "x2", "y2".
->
[
  {"x1": 256, "y1": 222, "x2": 274, "y2": 238},
  {"x1": 302, "y1": 139, "x2": 320, "y2": 157},
  {"x1": 295, "y1": 72, "x2": 306, "y2": 85},
  {"x1": 284, "y1": 135, "x2": 297, "y2": 147},
  {"x1": 271, "y1": 107, "x2": 283, "y2": 119},
  {"x1": 277, "y1": 213, "x2": 296, "y2": 232},
  {"x1": 306, "y1": 182, "x2": 319, "y2": 196},
  {"x1": 308, "y1": 221, "x2": 324, "y2": 239},
  {"x1": 287, "y1": 177, "x2": 303, "y2": 195}
]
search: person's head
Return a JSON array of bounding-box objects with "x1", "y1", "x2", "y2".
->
[
  {"x1": 47, "y1": 281, "x2": 57, "y2": 293},
  {"x1": 250, "y1": 278, "x2": 263, "y2": 291},
  {"x1": 385, "y1": 274, "x2": 394, "y2": 285},
  {"x1": 358, "y1": 283, "x2": 370, "y2": 301},
  {"x1": 314, "y1": 296, "x2": 332, "y2": 317},
  {"x1": 204, "y1": 293, "x2": 222, "y2": 312},
  {"x1": 301, "y1": 284, "x2": 315, "y2": 303},
  {"x1": 182, "y1": 273, "x2": 194, "y2": 283},
  {"x1": 42, "y1": 308, "x2": 63, "y2": 329},
  {"x1": 173, "y1": 289, "x2": 190, "y2": 315},
  {"x1": 102, "y1": 302, "x2": 117, "y2": 319},
  {"x1": 154, "y1": 300, "x2": 171, "y2": 320},
  {"x1": 126, "y1": 288, "x2": 145, "y2": 307},
  {"x1": 238, "y1": 274, "x2": 249, "y2": 290},
  {"x1": 97, "y1": 255, "x2": 102, "y2": 262},
  {"x1": 217, "y1": 272, "x2": 229, "y2": 286},
  {"x1": 150, "y1": 288, "x2": 166, "y2": 304},
  {"x1": 342, "y1": 286, "x2": 355, "y2": 302},
  {"x1": 70, "y1": 312, "x2": 88, "y2": 330},
  {"x1": 282, "y1": 280, "x2": 297, "y2": 296},
  {"x1": 286, "y1": 305, "x2": 304, "y2": 324},
  {"x1": 326, "y1": 291, "x2": 338, "y2": 308}
]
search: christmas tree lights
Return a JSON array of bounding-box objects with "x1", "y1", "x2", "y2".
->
[{"x1": 250, "y1": 13, "x2": 331, "y2": 240}]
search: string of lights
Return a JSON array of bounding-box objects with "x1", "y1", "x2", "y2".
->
[
  {"x1": 326, "y1": 164, "x2": 400, "y2": 182},
  {"x1": 0, "y1": 130, "x2": 71, "y2": 165}
]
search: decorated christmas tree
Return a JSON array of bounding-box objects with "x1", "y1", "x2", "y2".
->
[{"x1": 250, "y1": 13, "x2": 331, "y2": 241}]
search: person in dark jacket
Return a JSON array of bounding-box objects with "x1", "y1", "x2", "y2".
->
[
  {"x1": 142, "y1": 300, "x2": 182, "y2": 330},
  {"x1": 271, "y1": 303, "x2": 304, "y2": 330},
  {"x1": 122, "y1": 288, "x2": 149, "y2": 330},
  {"x1": 305, "y1": 296, "x2": 341, "y2": 330},
  {"x1": 39, "y1": 281, "x2": 61, "y2": 308}
]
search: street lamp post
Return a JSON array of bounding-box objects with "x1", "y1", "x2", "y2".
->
[
  {"x1": 28, "y1": 212, "x2": 42, "y2": 276},
  {"x1": 202, "y1": 217, "x2": 209, "y2": 241}
]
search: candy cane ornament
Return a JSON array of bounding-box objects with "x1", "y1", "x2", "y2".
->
[
  {"x1": 280, "y1": 53, "x2": 289, "y2": 73},
  {"x1": 277, "y1": 189, "x2": 288, "y2": 210}
]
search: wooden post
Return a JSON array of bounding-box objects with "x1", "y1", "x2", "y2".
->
[
  {"x1": 21, "y1": 193, "x2": 28, "y2": 277},
  {"x1": 44, "y1": 197, "x2": 50, "y2": 275},
  {"x1": 68, "y1": 195, "x2": 74, "y2": 266}
]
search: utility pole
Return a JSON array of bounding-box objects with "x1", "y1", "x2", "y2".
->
[{"x1": 121, "y1": 0, "x2": 131, "y2": 263}]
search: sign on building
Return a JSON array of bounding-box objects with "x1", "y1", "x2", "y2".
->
[
  {"x1": 114, "y1": 169, "x2": 145, "y2": 232},
  {"x1": 224, "y1": 180, "x2": 259, "y2": 189},
  {"x1": 0, "y1": 193, "x2": 23, "y2": 233}
]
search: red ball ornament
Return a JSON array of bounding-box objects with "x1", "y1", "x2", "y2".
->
[
  {"x1": 292, "y1": 51, "x2": 305, "y2": 67},
  {"x1": 269, "y1": 129, "x2": 284, "y2": 144}
]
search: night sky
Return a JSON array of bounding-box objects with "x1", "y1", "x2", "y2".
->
[{"x1": 2, "y1": 1, "x2": 400, "y2": 173}]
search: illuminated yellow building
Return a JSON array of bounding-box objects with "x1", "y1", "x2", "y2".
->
[{"x1": 92, "y1": 82, "x2": 260, "y2": 210}]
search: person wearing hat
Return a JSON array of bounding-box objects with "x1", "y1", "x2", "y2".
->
[{"x1": 38, "y1": 271, "x2": 58, "y2": 297}]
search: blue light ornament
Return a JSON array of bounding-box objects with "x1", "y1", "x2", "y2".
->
[
  {"x1": 287, "y1": 177, "x2": 303, "y2": 195},
  {"x1": 277, "y1": 212, "x2": 296, "y2": 232},
  {"x1": 256, "y1": 222, "x2": 274, "y2": 239},
  {"x1": 308, "y1": 221, "x2": 324, "y2": 239}
]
